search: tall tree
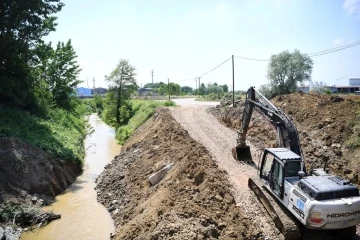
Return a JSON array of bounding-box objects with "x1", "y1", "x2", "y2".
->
[
  {"x1": 47, "y1": 40, "x2": 81, "y2": 109},
  {"x1": 105, "y1": 59, "x2": 137, "y2": 125},
  {"x1": 267, "y1": 50, "x2": 313, "y2": 96},
  {"x1": 0, "y1": 0, "x2": 64, "y2": 109}
]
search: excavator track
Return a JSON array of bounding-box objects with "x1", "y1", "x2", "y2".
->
[{"x1": 248, "y1": 177, "x2": 301, "y2": 240}]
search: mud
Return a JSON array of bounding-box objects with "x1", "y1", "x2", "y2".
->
[{"x1": 96, "y1": 108, "x2": 263, "y2": 239}]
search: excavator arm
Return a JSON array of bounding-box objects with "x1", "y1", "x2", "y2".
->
[{"x1": 233, "y1": 87, "x2": 303, "y2": 161}]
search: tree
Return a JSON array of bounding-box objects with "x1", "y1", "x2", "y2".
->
[
  {"x1": 199, "y1": 83, "x2": 206, "y2": 95},
  {"x1": 222, "y1": 84, "x2": 229, "y2": 93},
  {"x1": 32, "y1": 40, "x2": 81, "y2": 110},
  {"x1": 181, "y1": 86, "x2": 193, "y2": 94},
  {"x1": 47, "y1": 40, "x2": 81, "y2": 109},
  {"x1": 267, "y1": 50, "x2": 313, "y2": 96},
  {"x1": 0, "y1": 0, "x2": 64, "y2": 110},
  {"x1": 105, "y1": 59, "x2": 137, "y2": 125}
]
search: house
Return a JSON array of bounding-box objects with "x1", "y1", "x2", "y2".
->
[{"x1": 76, "y1": 87, "x2": 92, "y2": 97}]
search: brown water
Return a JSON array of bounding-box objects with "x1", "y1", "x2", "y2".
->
[{"x1": 21, "y1": 114, "x2": 121, "y2": 240}]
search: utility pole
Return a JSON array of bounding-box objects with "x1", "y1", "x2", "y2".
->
[
  {"x1": 86, "y1": 76, "x2": 89, "y2": 88},
  {"x1": 195, "y1": 78, "x2": 197, "y2": 96},
  {"x1": 168, "y1": 78, "x2": 170, "y2": 101},
  {"x1": 93, "y1": 77, "x2": 96, "y2": 95},
  {"x1": 232, "y1": 55, "x2": 235, "y2": 106},
  {"x1": 198, "y1": 77, "x2": 203, "y2": 97},
  {"x1": 151, "y1": 70, "x2": 154, "y2": 98}
]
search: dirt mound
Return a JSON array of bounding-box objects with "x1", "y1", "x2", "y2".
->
[
  {"x1": 0, "y1": 138, "x2": 82, "y2": 204},
  {"x1": 209, "y1": 92, "x2": 360, "y2": 184},
  {"x1": 96, "y1": 108, "x2": 262, "y2": 239}
]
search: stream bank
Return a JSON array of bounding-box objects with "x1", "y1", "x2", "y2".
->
[
  {"x1": 96, "y1": 108, "x2": 262, "y2": 239},
  {"x1": 21, "y1": 114, "x2": 121, "y2": 240}
]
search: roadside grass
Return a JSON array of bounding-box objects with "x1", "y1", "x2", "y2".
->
[
  {"x1": 0, "y1": 103, "x2": 90, "y2": 164},
  {"x1": 115, "y1": 100, "x2": 175, "y2": 144},
  {"x1": 196, "y1": 93, "x2": 244, "y2": 102}
]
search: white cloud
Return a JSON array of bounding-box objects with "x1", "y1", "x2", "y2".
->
[
  {"x1": 333, "y1": 38, "x2": 343, "y2": 45},
  {"x1": 343, "y1": 0, "x2": 360, "y2": 18}
]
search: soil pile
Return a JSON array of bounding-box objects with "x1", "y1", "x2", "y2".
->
[
  {"x1": 209, "y1": 92, "x2": 360, "y2": 183},
  {"x1": 96, "y1": 108, "x2": 262, "y2": 239}
]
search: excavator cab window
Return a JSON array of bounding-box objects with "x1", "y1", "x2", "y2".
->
[
  {"x1": 260, "y1": 151, "x2": 285, "y2": 198},
  {"x1": 272, "y1": 160, "x2": 284, "y2": 197},
  {"x1": 284, "y1": 161, "x2": 301, "y2": 177},
  {"x1": 261, "y1": 153, "x2": 274, "y2": 181}
]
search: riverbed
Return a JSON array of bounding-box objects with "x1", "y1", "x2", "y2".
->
[{"x1": 21, "y1": 114, "x2": 121, "y2": 240}]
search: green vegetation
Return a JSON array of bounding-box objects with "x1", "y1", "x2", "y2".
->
[
  {"x1": 0, "y1": 103, "x2": 89, "y2": 164},
  {"x1": 345, "y1": 110, "x2": 360, "y2": 150},
  {"x1": 102, "y1": 100, "x2": 175, "y2": 144},
  {"x1": 0, "y1": 1, "x2": 90, "y2": 164},
  {"x1": 259, "y1": 50, "x2": 313, "y2": 98}
]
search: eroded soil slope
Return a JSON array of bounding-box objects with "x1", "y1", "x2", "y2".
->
[
  {"x1": 210, "y1": 92, "x2": 360, "y2": 184},
  {"x1": 0, "y1": 137, "x2": 82, "y2": 204},
  {"x1": 96, "y1": 108, "x2": 262, "y2": 239}
]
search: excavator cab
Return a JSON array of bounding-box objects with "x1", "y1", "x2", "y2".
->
[{"x1": 259, "y1": 148, "x2": 303, "y2": 199}]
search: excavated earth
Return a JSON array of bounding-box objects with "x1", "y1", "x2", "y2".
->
[
  {"x1": 209, "y1": 93, "x2": 360, "y2": 184},
  {"x1": 209, "y1": 92, "x2": 360, "y2": 238},
  {"x1": 96, "y1": 108, "x2": 263, "y2": 240}
]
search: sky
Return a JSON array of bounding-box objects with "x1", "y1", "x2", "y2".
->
[{"x1": 44, "y1": 0, "x2": 360, "y2": 90}]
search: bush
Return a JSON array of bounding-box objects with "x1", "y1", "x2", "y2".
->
[
  {"x1": 164, "y1": 100, "x2": 176, "y2": 106},
  {"x1": 112, "y1": 100, "x2": 176, "y2": 144},
  {"x1": 0, "y1": 104, "x2": 88, "y2": 164}
]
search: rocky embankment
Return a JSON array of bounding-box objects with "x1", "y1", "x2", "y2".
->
[
  {"x1": 209, "y1": 92, "x2": 360, "y2": 184},
  {"x1": 0, "y1": 137, "x2": 82, "y2": 239},
  {"x1": 96, "y1": 108, "x2": 263, "y2": 239}
]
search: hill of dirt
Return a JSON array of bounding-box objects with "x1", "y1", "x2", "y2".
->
[
  {"x1": 96, "y1": 108, "x2": 263, "y2": 240},
  {"x1": 209, "y1": 92, "x2": 360, "y2": 184}
]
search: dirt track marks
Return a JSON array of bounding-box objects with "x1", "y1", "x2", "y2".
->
[{"x1": 171, "y1": 105, "x2": 281, "y2": 239}]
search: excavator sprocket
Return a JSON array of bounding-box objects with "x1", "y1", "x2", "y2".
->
[{"x1": 248, "y1": 177, "x2": 301, "y2": 240}]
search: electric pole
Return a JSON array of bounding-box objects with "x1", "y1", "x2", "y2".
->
[
  {"x1": 93, "y1": 77, "x2": 96, "y2": 95},
  {"x1": 151, "y1": 70, "x2": 154, "y2": 98},
  {"x1": 168, "y1": 78, "x2": 170, "y2": 101},
  {"x1": 198, "y1": 77, "x2": 203, "y2": 97},
  {"x1": 195, "y1": 78, "x2": 197, "y2": 96},
  {"x1": 232, "y1": 55, "x2": 235, "y2": 106}
]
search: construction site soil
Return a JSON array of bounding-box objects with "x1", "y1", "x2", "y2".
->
[
  {"x1": 210, "y1": 93, "x2": 360, "y2": 185},
  {"x1": 96, "y1": 108, "x2": 263, "y2": 240}
]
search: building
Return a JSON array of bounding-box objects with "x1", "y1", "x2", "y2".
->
[
  {"x1": 76, "y1": 87, "x2": 92, "y2": 97},
  {"x1": 298, "y1": 78, "x2": 360, "y2": 94},
  {"x1": 91, "y1": 87, "x2": 108, "y2": 95},
  {"x1": 138, "y1": 88, "x2": 158, "y2": 96}
]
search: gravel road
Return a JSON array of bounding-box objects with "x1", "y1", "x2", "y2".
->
[{"x1": 170, "y1": 100, "x2": 281, "y2": 239}]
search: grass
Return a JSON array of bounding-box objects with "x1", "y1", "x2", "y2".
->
[
  {"x1": 115, "y1": 100, "x2": 175, "y2": 144},
  {"x1": 0, "y1": 103, "x2": 90, "y2": 165}
]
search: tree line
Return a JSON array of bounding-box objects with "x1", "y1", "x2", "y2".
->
[{"x1": 0, "y1": 0, "x2": 81, "y2": 113}]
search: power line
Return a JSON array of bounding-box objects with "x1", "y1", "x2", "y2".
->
[
  {"x1": 199, "y1": 56, "x2": 232, "y2": 77},
  {"x1": 308, "y1": 41, "x2": 360, "y2": 57},
  {"x1": 307, "y1": 40, "x2": 360, "y2": 56},
  {"x1": 173, "y1": 56, "x2": 231, "y2": 82},
  {"x1": 234, "y1": 40, "x2": 360, "y2": 61}
]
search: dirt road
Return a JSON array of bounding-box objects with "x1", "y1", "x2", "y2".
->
[{"x1": 170, "y1": 99, "x2": 281, "y2": 239}]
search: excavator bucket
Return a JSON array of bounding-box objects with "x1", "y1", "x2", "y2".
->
[{"x1": 232, "y1": 145, "x2": 252, "y2": 162}]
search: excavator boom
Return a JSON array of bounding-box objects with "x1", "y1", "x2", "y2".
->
[{"x1": 233, "y1": 87, "x2": 302, "y2": 162}]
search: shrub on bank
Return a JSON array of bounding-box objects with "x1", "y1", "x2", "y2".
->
[
  {"x1": 0, "y1": 104, "x2": 89, "y2": 164},
  {"x1": 114, "y1": 100, "x2": 176, "y2": 144}
]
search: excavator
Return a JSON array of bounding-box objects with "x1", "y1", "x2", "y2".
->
[{"x1": 232, "y1": 87, "x2": 360, "y2": 239}]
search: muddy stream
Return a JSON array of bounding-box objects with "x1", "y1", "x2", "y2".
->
[{"x1": 21, "y1": 114, "x2": 121, "y2": 240}]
